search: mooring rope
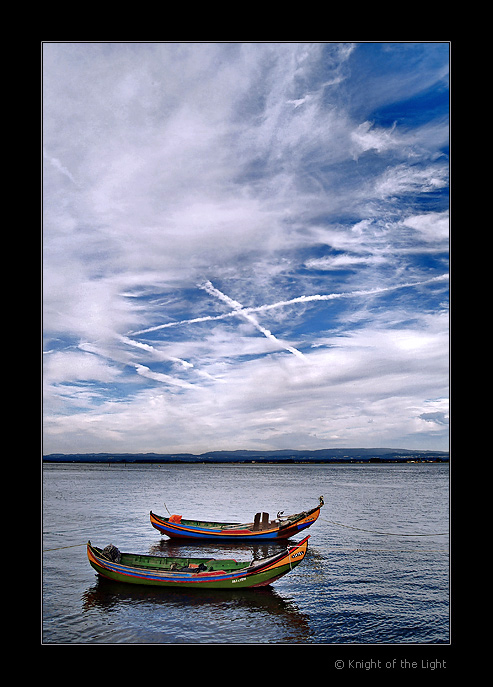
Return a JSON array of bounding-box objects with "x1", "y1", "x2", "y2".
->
[
  {"x1": 43, "y1": 542, "x2": 88, "y2": 552},
  {"x1": 324, "y1": 546, "x2": 447, "y2": 553},
  {"x1": 43, "y1": 514, "x2": 448, "y2": 552},
  {"x1": 321, "y1": 517, "x2": 448, "y2": 537}
]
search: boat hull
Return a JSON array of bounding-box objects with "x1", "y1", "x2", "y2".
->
[
  {"x1": 87, "y1": 537, "x2": 309, "y2": 589},
  {"x1": 149, "y1": 503, "x2": 322, "y2": 541}
]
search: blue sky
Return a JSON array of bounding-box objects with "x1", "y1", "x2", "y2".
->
[{"x1": 43, "y1": 42, "x2": 449, "y2": 454}]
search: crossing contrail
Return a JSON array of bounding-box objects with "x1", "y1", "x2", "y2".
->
[
  {"x1": 130, "y1": 273, "x2": 448, "y2": 336},
  {"x1": 199, "y1": 281, "x2": 307, "y2": 360}
]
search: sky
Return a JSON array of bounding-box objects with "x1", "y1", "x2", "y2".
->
[{"x1": 43, "y1": 42, "x2": 450, "y2": 455}]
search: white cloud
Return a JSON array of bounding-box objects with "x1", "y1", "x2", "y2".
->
[
  {"x1": 402, "y1": 211, "x2": 449, "y2": 243},
  {"x1": 350, "y1": 120, "x2": 399, "y2": 157},
  {"x1": 44, "y1": 305, "x2": 449, "y2": 453},
  {"x1": 44, "y1": 351, "x2": 121, "y2": 384},
  {"x1": 305, "y1": 253, "x2": 387, "y2": 271},
  {"x1": 375, "y1": 162, "x2": 448, "y2": 198}
]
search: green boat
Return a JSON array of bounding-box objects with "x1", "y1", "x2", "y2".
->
[{"x1": 87, "y1": 536, "x2": 310, "y2": 589}]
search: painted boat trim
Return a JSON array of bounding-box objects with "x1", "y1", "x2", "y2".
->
[{"x1": 150, "y1": 499, "x2": 323, "y2": 540}]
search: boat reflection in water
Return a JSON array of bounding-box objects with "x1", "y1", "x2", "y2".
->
[{"x1": 82, "y1": 563, "x2": 312, "y2": 643}]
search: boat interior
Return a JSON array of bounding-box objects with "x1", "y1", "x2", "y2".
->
[
  {"x1": 95, "y1": 544, "x2": 246, "y2": 573},
  {"x1": 173, "y1": 511, "x2": 299, "y2": 531},
  {"x1": 160, "y1": 498, "x2": 323, "y2": 532}
]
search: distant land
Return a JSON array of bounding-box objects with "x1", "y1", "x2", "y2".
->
[{"x1": 43, "y1": 448, "x2": 449, "y2": 464}]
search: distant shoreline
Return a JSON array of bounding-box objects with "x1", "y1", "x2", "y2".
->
[
  {"x1": 43, "y1": 448, "x2": 449, "y2": 465},
  {"x1": 43, "y1": 459, "x2": 448, "y2": 464}
]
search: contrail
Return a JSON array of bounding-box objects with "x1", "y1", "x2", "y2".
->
[
  {"x1": 131, "y1": 312, "x2": 235, "y2": 335},
  {"x1": 130, "y1": 273, "x2": 448, "y2": 336},
  {"x1": 120, "y1": 335, "x2": 193, "y2": 369},
  {"x1": 77, "y1": 339, "x2": 199, "y2": 389},
  {"x1": 133, "y1": 364, "x2": 196, "y2": 389},
  {"x1": 120, "y1": 335, "x2": 217, "y2": 382},
  {"x1": 246, "y1": 274, "x2": 449, "y2": 314},
  {"x1": 200, "y1": 281, "x2": 307, "y2": 360}
]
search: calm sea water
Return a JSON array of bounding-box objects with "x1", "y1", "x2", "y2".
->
[{"x1": 42, "y1": 462, "x2": 450, "y2": 649}]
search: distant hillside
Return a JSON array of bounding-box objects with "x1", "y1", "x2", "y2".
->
[{"x1": 43, "y1": 448, "x2": 449, "y2": 463}]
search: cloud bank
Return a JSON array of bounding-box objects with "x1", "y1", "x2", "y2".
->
[{"x1": 43, "y1": 42, "x2": 449, "y2": 453}]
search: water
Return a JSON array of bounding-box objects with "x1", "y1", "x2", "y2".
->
[{"x1": 42, "y1": 462, "x2": 449, "y2": 647}]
